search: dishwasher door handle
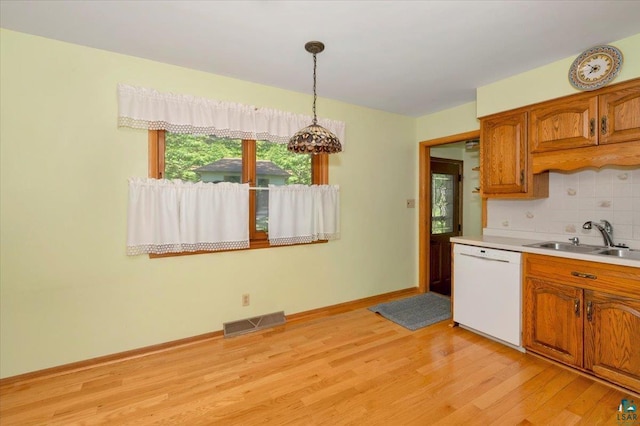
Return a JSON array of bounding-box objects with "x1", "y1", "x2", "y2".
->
[{"x1": 458, "y1": 252, "x2": 511, "y2": 263}]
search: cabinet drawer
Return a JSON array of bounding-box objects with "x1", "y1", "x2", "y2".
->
[{"x1": 524, "y1": 254, "x2": 640, "y2": 298}]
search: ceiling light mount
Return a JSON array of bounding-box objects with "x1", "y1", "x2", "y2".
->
[
  {"x1": 304, "y1": 41, "x2": 325, "y2": 55},
  {"x1": 288, "y1": 41, "x2": 342, "y2": 155}
]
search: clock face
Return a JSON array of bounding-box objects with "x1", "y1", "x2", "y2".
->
[
  {"x1": 579, "y1": 55, "x2": 610, "y2": 81},
  {"x1": 569, "y1": 45, "x2": 623, "y2": 91}
]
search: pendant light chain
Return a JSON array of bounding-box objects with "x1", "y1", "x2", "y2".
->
[{"x1": 312, "y1": 53, "x2": 318, "y2": 125}]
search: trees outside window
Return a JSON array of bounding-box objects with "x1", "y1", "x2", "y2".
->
[{"x1": 148, "y1": 130, "x2": 327, "y2": 249}]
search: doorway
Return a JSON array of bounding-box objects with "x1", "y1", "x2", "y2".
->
[
  {"x1": 429, "y1": 157, "x2": 462, "y2": 296},
  {"x1": 418, "y1": 129, "x2": 484, "y2": 293}
]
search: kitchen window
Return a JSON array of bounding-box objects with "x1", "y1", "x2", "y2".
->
[
  {"x1": 148, "y1": 130, "x2": 328, "y2": 251},
  {"x1": 119, "y1": 84, "x2": 342, "y2": 256}
]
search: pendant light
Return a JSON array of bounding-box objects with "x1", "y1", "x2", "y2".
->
[{"x1": 287, "y1": 41, "x2": 342, "y2": 154}]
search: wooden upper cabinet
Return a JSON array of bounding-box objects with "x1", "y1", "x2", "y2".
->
[
  {"x1": 480, "y1": 111, "x2": 527, "y2": 195},
  {"x1": 481, "y1": 78, "x2": 640, "y2": 185},
  {"x1": 529, "y1": 95, "x2": 597, "y2": 153},
  {"x1": 599, "y1": 83, "x2": 640, "y2": 145},
  {"x1": 529, "y1": 79, "x2": 640, "y2": 154},
  {"x1": 480, "y1": 111, "x2": 549, "y2": 198}
]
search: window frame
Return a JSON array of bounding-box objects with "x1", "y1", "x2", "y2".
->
[{"x1": 148, "y1": 130, "x2": 328, "y2": 254}]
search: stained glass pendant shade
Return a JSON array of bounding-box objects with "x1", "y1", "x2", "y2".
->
[{"x1": 287, "y1": 41, "x2": 342, "y2": 154}]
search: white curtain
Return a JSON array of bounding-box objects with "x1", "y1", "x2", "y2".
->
[
  {"x1": 268, "y1": 185, "x2": 340, "y2": 246},
  {"x1": 117, "y1": 83, "x2": 346, "y2": 147},
  {"x1": 127, "y1": 178, "x2": 249, "y2": 255}
]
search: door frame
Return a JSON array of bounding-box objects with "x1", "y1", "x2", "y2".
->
[{"x1": 418, "y1": 129, "x2": 484, "y2": 293}]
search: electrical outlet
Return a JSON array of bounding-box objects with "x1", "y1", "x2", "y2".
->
[
  {"x1": 242, "y1": 293, "x2": 250, "y2": 306},
  {"x1": 406, "y1": 199, "x2": 415, "y2": 208}
]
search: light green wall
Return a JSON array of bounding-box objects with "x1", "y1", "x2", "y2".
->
[
  {"x1": 430, "y1": 144, "x2": 464, "y2": 161},
  {"x1": 461, "y1": 147, "x2": 482, "y2": 236},
  {"x1": 477, "y1": 33, "x2": 640, "y2": 117},
  {"x1": 416, "y1": 101, "x2": 479, "y2": 141},
  {"x1": 0, "y1": 29, "x2": 417, "y2": 378}
]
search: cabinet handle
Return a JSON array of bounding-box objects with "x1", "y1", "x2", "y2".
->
[
  {"x1": 574, "y1": 299, "x2": 580, "y2": 317},
  {"x1": 587, "y1": 300, "x2": 593, "y2": 322},
  {"x1": 520, "y1": 170, "x2": 525, "y2": 184},
  {"x1": 601, "y1": 116, "x2": 608, "y2": 135},
  {"x1": 571, "y1": 271, "x2": 597, "y2": 280},
  {"x1": 589, "y1": 118, "x2": 595, "y2": 137}
]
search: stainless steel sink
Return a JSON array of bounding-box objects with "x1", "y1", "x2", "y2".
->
[
  {"x1": 594, "y1": 248, "x2": 640, "y2": 260},
  {"x1": 525, "y1": 241, "x2": 604, "y2": 254},
  {"x1": 525, "y1": 241, "x2": 640, "y2": 261}
]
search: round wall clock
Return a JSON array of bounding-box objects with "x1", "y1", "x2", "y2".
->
[{"x1": 568, "y1": 45, "x2": 623, "y2": 91}]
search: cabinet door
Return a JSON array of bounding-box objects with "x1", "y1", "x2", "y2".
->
[
  {"x1": 480, "y1": 111, "x2": 527, "y2": 194},
  {"x1": 599, "y1": 84, "x2": 640, "y2": 145},
  {"x1": 584, "y1": 290, "x2": 640, "y2": 393},
  {"x1": 523, "y1": 277, "x2": 583, "y2": 367},
  {"x1": 529, "y1": 95, "x2": 597, "y2": 153}
]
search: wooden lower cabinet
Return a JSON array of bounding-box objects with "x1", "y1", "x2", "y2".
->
[
  {"x1": 584, "y1": 290, "x2": 640, "y2": 392},
  {"x1": 523, "y1": 278, "x2": 582, "y2": 367},
  {"x1": 523, "y1": 253, "x2": 640, "y2": 393}
]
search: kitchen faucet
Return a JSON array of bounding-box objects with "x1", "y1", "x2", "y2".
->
[{"x1": 582, "y1": 220, "x2": 617, "y2": 247}]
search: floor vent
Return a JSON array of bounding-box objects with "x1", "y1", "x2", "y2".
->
[{"x1": 223, "y1": 311, "x2": 286, "y2": 338}]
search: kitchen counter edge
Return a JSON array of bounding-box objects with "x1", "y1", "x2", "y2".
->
[{"x1": 450, "y1": 235, "x2": 640, "y2": 268}]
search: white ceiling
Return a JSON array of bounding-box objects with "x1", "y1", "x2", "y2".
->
[{"x1": 2, "y1": 1, "x2": 640, "y2": 117}]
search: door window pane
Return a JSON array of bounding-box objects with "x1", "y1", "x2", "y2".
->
[{"x1": 432, "y1": 173, "x2": 454, "y2": 234}]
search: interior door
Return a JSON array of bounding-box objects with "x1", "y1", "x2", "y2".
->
[{"x1": 429, "y1": 157, "x2": 462, "y2": 296}]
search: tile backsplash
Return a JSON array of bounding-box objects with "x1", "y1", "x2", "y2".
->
[{"x1": 486, "y1": 167, "x2": 640, "y2": 249}]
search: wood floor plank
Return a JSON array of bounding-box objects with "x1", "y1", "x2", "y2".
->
[
  {"x1": 0, "y1": 306, "x2": 634, "y2": 425},
  {"x1": 522, "y1": 375, "x2": 594, "y2": 424},
  {"x1": 578, "y1": 388, "x2": 630, "y2": 425},
  {"x1": 490, "y1": 369, "x2": 579, "y2": 425}
]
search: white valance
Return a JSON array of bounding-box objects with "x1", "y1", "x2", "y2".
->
[
  {"x1": 127, "y1": 178, "x2": 249, "y2": 255},
  {"x1": 117, "y1": 83, "x2": 346, "y2": 146},
  {"x1": 268, "y1": 185, "x2": 340, "y2": 246}
]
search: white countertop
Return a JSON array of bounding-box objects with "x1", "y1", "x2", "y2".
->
[{"x1": 451, "y1": 235, "x2": 640, "y2": 268}]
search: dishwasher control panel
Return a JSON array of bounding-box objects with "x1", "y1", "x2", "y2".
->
[{"x1": 455, "y1": 244, "x2": 522, "y2": 263}]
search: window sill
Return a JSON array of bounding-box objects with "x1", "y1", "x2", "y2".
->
[{"x1": 148, "y1": 239, "x2": 328, "y2": 259}]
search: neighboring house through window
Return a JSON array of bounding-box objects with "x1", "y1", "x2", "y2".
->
[
  {"x1": 194, "y1": 158, "x2": 290, "y2": 185},
  {"x1": 194, "y1": 158, "x2": 292, "y2": 231}
]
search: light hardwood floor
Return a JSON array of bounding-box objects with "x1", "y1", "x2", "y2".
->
[{"x1": 0, "y1": 300, "x2": 635, "y2": 425}]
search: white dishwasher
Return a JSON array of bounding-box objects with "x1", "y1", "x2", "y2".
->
[{"x1": 453, "y1": 243, "x2": 523, "y2": 351}]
